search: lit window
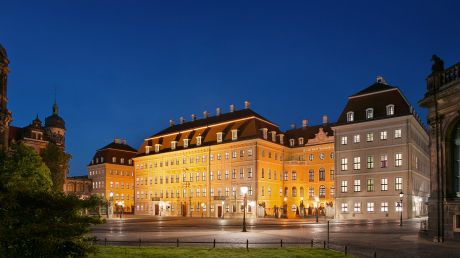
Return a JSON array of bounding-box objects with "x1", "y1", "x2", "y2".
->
[
  {"x1": 292, "y1": 171, "x2": 297, "y2": 180},
  {"x1": 395, "y1": 177, "x2": 402, "y2": 190},
  {"x1": 196, "y1": 136, "x2": 202, "y2": 146},
  {"x1": 341, "y1": 136, "x2": 348, "y2": 145},
  {"x1": 262, "y1": 128, "x2": 268, "y2": 139},
  {"x1": 394, "y1": 129, "x2": 402, "y2": 139},
  {"x1": 183, "y1": 139, "x2": 189, "y2": 148},
  {"x1": 155, "y1": 144, "x2": 160, "y2": 153},
  {"x1": 171, "y1": 141, "x2": 177, "y2": 150},
  {"x1": 367, "y1": 202, "x2": 374, "y2": 212},
  {"x1": 381, "y1": 202, "x2": 388, "y2": 212},
  {"x1": 386, "y1": 104, "x2": 395, "y2": 116},
  {"x1": 298, "y1": 138, "x2": 304, "y2": 145},
  {"x1": 380, "y1": 131, "x2": 387, "y2": 140},
  {"x1": 341, "y1": 180, "x2": 348, "y2": 193},
  {"x1": 319, "y1": 153, "x2": 325, "y2": 160},
  {"x1": 366, "y1": 132, "x2": 374, "y2": 142},
  {"x1": 354, "y1": 202, "x2": 361, "y2": 213},
  {"x1": 112, "y1": 157, "x2": 117, "y2": 163},
  {"x1": 271, "y1": 131, "x2": 276, "y2": 142},
  {"x1": 319, "y1": 185, "x2": 326, "y2": 198},
  {"x1": 353, "y1": 134, "x2": 360, "y2": 143},
  {"x1": 290, "y1": 139, "x2": 295, "y2": 147},
  {"x1": 367, "y1": 178, "x2": 374, "y2": 192},
  {"x1": 319, "y1": 168, "x2": 325, "y2": 181},
  {"x1": 347, "y1": 111, "x2": 354, "y2": 122},
  {"x1": 231, "y1": 129, "x2": 238, "y2": 141},
  {"x1": 248, "y1": 149, "x2": 253, "y2": 156},
  {"x1": 341, "y1": 203, "x2": 348, "y2": 213},
  {"x1": 217, "y1": 132, "x2": 223, "y2": 143},
  {"x1": 367, "y1": 155, "x2": 374, "y2": 169},
  {"x1": 366, "y1": 108, "x2": 374, "y2": 119},
  {"x1": 341, "y1": 158, "x2": 348, "y2": 171},
  {"x1": 353, "y1": 157, "x2": 361, "y2": 170},
  {"x1": 381, "y1": 178, "x2": 388, "y2": 191},
  {"x1": 380, "y1": 154, "x2": 388, "y2": 168},
  {"x1": 309, "y1": 154, "x2": 314, "y2": 161},
  {"x1": 395, "y1": 153, "x2": 402, "y2": 167},
  {"x1": 309, "y1": 169, "x2": 314, "y2": 182}
]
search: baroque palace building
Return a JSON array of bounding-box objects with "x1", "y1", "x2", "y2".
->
[
  {"x1": 133, "y1": 102, "x2": 335, "y2": 218},
  {"x1": 419, "y1": 56, "x2": 460, "y2": 241},
  {"x1": 87, "y1": 139, "x2": 137, "y2": 213},
  {"x1": 334, "y1": 77, "x2": 430, "y2": 221}
]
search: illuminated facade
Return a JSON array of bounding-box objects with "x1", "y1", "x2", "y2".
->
[
  {"x1": 87, "y1": 139, "x2": 137, "y2": 213},
  {"x1": 134, "y1": 102, "x2": 335, "y2": 218}
]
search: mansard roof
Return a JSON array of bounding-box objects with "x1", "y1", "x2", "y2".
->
[
  {"x1": 284, "y1": 124, "x2": 334, "y2": 146},
  {"x1": 89, "y1": 140, "x2": 137, "y2": 166}
]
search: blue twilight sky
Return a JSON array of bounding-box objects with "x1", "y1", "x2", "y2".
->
[{"x1": 1, "y1": 1, "x2": 459, "y2": 176}]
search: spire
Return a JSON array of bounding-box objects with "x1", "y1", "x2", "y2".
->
[{"x1": 53, "y1": 86, "x2": 58, "y2": 115}]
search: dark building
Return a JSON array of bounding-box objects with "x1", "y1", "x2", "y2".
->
[
  {"x1": 64, "y1": 176, "x2": 92, "y2": 198},
  {"x1": 0, "y1": 43, "x2": 12, "y2": 153},
  {"x1": 419, "y1": 56, "x2": 460, "y2": 241}
]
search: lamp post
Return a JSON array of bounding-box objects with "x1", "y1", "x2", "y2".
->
[
  {"x1": 399, "y1": 191, "x2": 404, "y2": 226},
  {"x1": 221, "y1": 201, "x2": 225, "y2": 219},
  {"x1": 241, "y1": 186, "x2": 248, "y2": 232},
  {"x1": 201, "y1": 202, "x2": 204, "y2": 217},
  {"x1": 283, "y1": 197, "x2": 287, "y2": 218},
  {"x1": 108, "y1": 192, "x2": 114, "y2": 219},
  {"x1": 314, "y1": 196, "x2": 319, "y2": 223}
]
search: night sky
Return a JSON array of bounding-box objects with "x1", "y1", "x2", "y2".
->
[{"x1": 1, "y1": 1, "x2": 459, "y2": 176}]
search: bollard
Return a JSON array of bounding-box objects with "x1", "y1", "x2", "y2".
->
[
  {"x1": 323, "y1": 241, "x2": 326, "y2": 249},
  {"x1": 176, "y1": 238, "x2": 179, "y2": 247},
  {"x1": 345, "y1": 245, "x2": 348, "y2": 256},
  {"x1": 327, "y1": 220, "x2": 330, "y2": 244},
  {"x1": 311, "y1": 239, "x2": 313, "y2": 248},
  {"x1": 374, "y1": 251, "x2": 377, "y2": 258},
  {"x1": 246, "y1": 239, "x2": 249, "y2": 251},
  {"x1": 138, "y1": 238, "x2": 141, "y2": 247},
  {"x1": 104, "y1": 237, "x2": 107, "y2": 246},
  {"x1": 213, "y1": 239, "x2": 216, "y2": 248},
  {"x1": 280, "y1": 239, "x2": 283, "y2": 247}
]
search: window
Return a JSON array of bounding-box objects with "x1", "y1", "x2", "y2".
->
[
  {"x1": 112, "y1": 157, "x2": 117, "y2": 163},
  {"x1": 309, "y1": 186, "x2": 314, "y2": 197},
  {"x1": 354, "y1": 202, "x2": 361, "y2": 213},
  {"x1": 202, "y1": 172, "x2": 206, "y2": 181},
  {"x1": 330, "y1": 186, "x2": 335, "y2": 197},
  {"x1": 381, "y1": 178, "x2": 388, "y2": 191},
  {"x1": 210, "y1": 171, "x2": 214, "y2": 181},
  {"x1": 395, "y1": 153, "x2": 402, "y2": 167},
  {"x1": 319, "y1": 153, "x2": 325, "y2": 160},
  {"x1": 367, "y1": 178, "x2": 374, "y2": 192},
  {"x1": 353, "y1": 157, "x2": 361, "y2": 170},
  {"x1": 380, "y1": 154, "x2": 388, "y2": 168},
  {"x1": 225, "y1": 187, "x2": 229, "y2": 196},
  {"x1": 381, "y1": 202, "x2": 388, "y2": 212},
  {"x1": 292, "y1": 187, "x2": 297, "y2": 197},
  {"x1": 366, "y1": 108, "x2": 374, "y2": 119},
  {"x1": 240, "y1": 150, "x2": 244, "y2": 157},
  {"x1": 367, "y1": 202, "x2": 374, "y2": 212},
  {"x1": 262, "y1": 128, "x2": 268, "y2": 139},
  {"x1": 341, "y1": 136, "x2": 348, "y2": 145},
  {"x1": 217, "y1": 153, "x2": 222, "y2": 160},
  {"x1": 232, "y1": 169, "x2": 236, "y2": 179},
  {"x1": 289, "y1": 139, "x2": 295, "y2": 147},
  {"x1": 261, "y1": 168, "x2": 265, "y2": 178},
  {"x1": 292, "y1": 171, "x2": 297, "y2": 181},
  {"x1": 298, "y1": 138, "x2": 304, "y2": 145},
  {"x1": 354, "y1": 179, "x2": 361, "y2": 192},
  {"x1": 367, "y1": 155, "x2": 374, "y2": 169},
  {"x1": 183, "y1": 139, "x2": 189, "y2": 148},
  {"x1": 380, "y1": 131, "x2": 387, "y2": 140},
  {"x1": 341, "y1": 203, "x2": 348, "y2": 213},
  {"x1": 386, "y1": 104, "x2": 395, "y2": 116},
  {"x1": 366, "y1": 132, "x2": 374, "y2": 142},
  {"x1": 341, "y1": 180, "x2": 348, "y2": 193},
  {"x1": 271, "y1": 131, "x2": 276, "y2": 142},
  {"x1": 225, "y1": 170, "x2": 229, "y2": 180},
  {"x1": 217, "y1": 170, "x2": 222, "y2": 180},
  {"x1": 341, "y1": 158, "x2": 348, "y2": 171},
  {"x1": 319, "y1": 168, "x2": 325, "y2": 181},
  {"x1": 319, "y1": 185, "x2": 326, "y2": 198},
  {"x1": 171, "y1": 141, "x2": 177, "y2": 150},
  {"x1": 248, "y1": 167, "x2": 253, "y2": 178},
  {"x1": 394, "y1": 129, "x2": 402, "y2": 138},
  {"x1": 261, "y1": 186, "x2": 265, "y2": 196},
  {"x1": 283, "y1": 171, "x2": 288, "y2": 181},
  {"x1": 309, "y1": 170, "x2": 314, "y2": 182},
  {"x1": 353, "y1": 134, "x2": 360, "y2": 143},
  {"x1": 232, "y1": 151, "x2": 237, "y2": 159},
  {"x1": 395, "y1": 177, "x2": 402, "y2": 190},
  {"x1": 309, "y1": 154, "x2": 314, "y2": 161},
  {"x1": 231, "y1": 130, "x2": 238, "y2": 140},
  {"x1": 330, "y1": 169, "x2": 335, "y2": 180},
  {"x1": 217, "y1": 132, "x2": 223, "y2": 143},
  {"x1": 347, "y1": 111, "x2": 354, "y2": 122},
  {"x1": 225, "y1": 152, "x2": 229, "y2": 159},
  {"x1": 239, "y1": 168, "x2": 244, "y2": 179},
  {"x1": 248, "y1": 149, "x2": 253, "y2": 156}
]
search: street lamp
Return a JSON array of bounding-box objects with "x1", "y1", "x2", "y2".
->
[
  {"x1": 201, "y1": 202, "x2": 205, "y2": 217},
  {"x1": 108, "y1": 192, "x2": 114, "y2": 219},
  {"x1": 221, "y1": 201, "x2": 225, "y2": 219},
  {"x1": 283, "y1": 197, "x2": 287, "y2": 218},
  {"x1": 314, "y1": 196, "x2": 319, "y2": 223},
  {"x1": 241, "y1": 186, "x2": 248, "y2": 232},
  {"x1": 399, "y1": 191, "x2": 404, "y2": 226}
]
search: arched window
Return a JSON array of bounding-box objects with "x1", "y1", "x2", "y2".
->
[
  {"x1": 319, "y1": 185, "x2": 326, "y2": 198},
  {"x1": 452, "y1": 121, "x2": 460, "y2": 196},
  {"x1": 292, "y1": 187, "x2": 297, "y2": 197}
]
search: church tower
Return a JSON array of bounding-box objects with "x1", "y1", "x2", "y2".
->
[
  {"x1": 45, "y1": 100, "x2": 66, "y2": 147},
  {"x1": 0, "y1": 43, "x2": 12, "y2": 152}
]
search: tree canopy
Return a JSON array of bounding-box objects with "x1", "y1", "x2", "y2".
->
[{"x1": 40, "y1": 142, "x2": 72, "y2": 192}]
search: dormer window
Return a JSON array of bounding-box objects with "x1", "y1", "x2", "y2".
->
[
  {"x1": 95, "y1": 157, "x2": 99, "y2": 164},
  {"x1": 289, "y1": 139, "x2": 295, "y2": 147},
  {"x1": 262, "y1": 128, "x2": 268, "y2": 140},
  {"x1": 231, "y1": 129, "x2": 238, "y2": 141},
  {"x1": 366, "y1": 108, "x2": 374, "y2": 119},
  {"x1": 347, "y1": 111, "x2": 354, "y2": 122},
  {"x1": 279, "y1": 134, "x2": 284, "y2": 144},
  {"x1": 217, "y1": 132, "x2": 223, "y2": 143},
  {"x1": 155, "y1": 144, "x2": 160, "y2": 153},
  {"x1": 128, "y1": 159, "x2": 132, "y2": 165},
  {"x1": 196, "y1": 136, "x2": 202, "y2": 146},
  {"x1": 271, "y1": 131, "x2": 276, "y2": 142},
  {"x1": 183, "y1": 139, "x2": 189, "y2": 148},
  {"x1": 120, "y1": 158, "x2": 125, "y2": 164},
  {"x1": 298, "y1": 137, "x2": 304, "y2": 145},
  {"x1": 145, "y1": 146, "x2": 151, "y2": 154},
  {"x1": 386, "y1": 104, "x2": 395, "y2": 116},
  {"x1": 112, "y1": 157, "x2": 117, "y2": 163},
  {"x1": 171, "y1": 141, "x2": 177, "y2": 150},
  {"x1": 101, "y1": 157, "x2": 104, "y2": 163}
]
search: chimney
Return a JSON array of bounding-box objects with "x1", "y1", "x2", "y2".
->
[
  {"x1": 322, "y1": 115, "x2": 328, "y2": 125},
  {"x1": 216, "y1": 107, "x2": 221, "y2": 116},
  {"x1": 169, "y1": 119, "x2": 174, "y2": 127},
  {"x1": 302, "y1": 119, "x2": 308, "y2": 128},
  {"x1": 230, "y1": 104, "x2": 235, "y2": 112},
  {"x1": 179, "y1": 116, "x2": 185, "y2": 124},
  {"x1": 122, "y1": 139, "x2": 127, "y2": 145},
  {"x1": 290, "y1": 123, "x2": 296, "y2": 129},
  {"x1": 203, "y1": 111, "x2": 209, "y2": 119},
  {"x1": 244, "y1": 100, "x2": 250, "y2": 109},
  {"x1": 376, "y1": 75, "x2": 388, "y2": 84},
  {"x1": 191, "y1": 114, "x2": 197, "y2": 121},
  {"x1": 114, "y1": 138, "x2": 120, "y2": 144}
]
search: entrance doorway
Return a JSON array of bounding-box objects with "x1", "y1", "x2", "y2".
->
[
  {"x1": 218, "y1": 206, "x2": 223, "y2": 218},
  {"x1": 154, "y1": 204, "x2": 159, "y2": 215}
]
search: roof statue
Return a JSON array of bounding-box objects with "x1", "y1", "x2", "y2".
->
[{"x1": 431, "y1": 54, "x2": 444, "y2": 74}]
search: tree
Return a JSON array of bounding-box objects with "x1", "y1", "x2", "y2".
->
[
  {"x1": 40, "y1": 142, "x2": 72, "y2": 192},
  {"x1": 0, "y1": 143, "x2": 102, "y2": 258}
]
